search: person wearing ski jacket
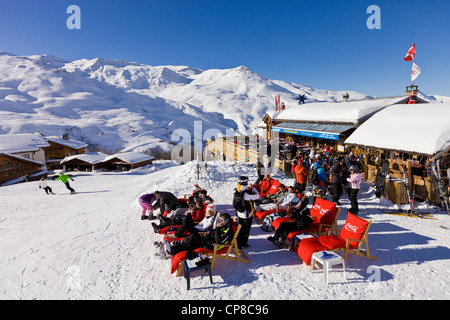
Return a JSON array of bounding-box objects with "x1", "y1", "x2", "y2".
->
[
  {"x1": 294, "y1": 159, "x2": 308, "y2": 193},
  {"x1": 153, "y1": 191, "x2": 180, "y2": 216},
  {"x1": 139, "y1": 193, "x2": 157, "y2": 220},
  {"x1": 170, "y1": 213, "x2": 234, "y2": 255},
  {"x1": 257, "y1": 174, "x2": 273, "y2": 198},
  {"x1": 311, "y1": 160, "x2": 328, "y2": 203},
  {"x1": 330, "y1": 157, "x2": 345, "y2": 204},
  {"x1": 347, "y1": 166, "x2": 362, "y2": 214},
  {"x1": 55, "y1": 172, "x2": 75, "y2": 193},
  {"x1": 235, "y1": 176, "x2": 259, "y2": 249},
  {"x1": 268, "y1": 194, "x2": 311, "y2": 247},
  {"x1": 39, "y1": 177, "x2": 53, "y2": 195},
  {"x1": 311, "y1": 161, "x2": 328, "y2": 189}
]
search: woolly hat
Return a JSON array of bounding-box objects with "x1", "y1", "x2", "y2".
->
[{"x1": 206, "y1": 204, "x2": 216, "y2": 214}]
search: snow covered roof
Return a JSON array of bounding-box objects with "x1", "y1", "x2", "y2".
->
[
  {"x1": 60, "y1": 152, "x2": 108, "y2": 164},
  {"x1": 345, "y1": 103, "x2": 450, "y2": 157},
  {"x1": 46, "y1": 136, "x2": 88, "y2": 150},
  {"x1": 103, "y1": 152, "x2": 154, "y2": 164},
  {"x1": 273, "y1": 97, "x2": 405, "y2": 125},
  {"x1": 0, "y1": 133, "x2": 50, "y2": 153}
]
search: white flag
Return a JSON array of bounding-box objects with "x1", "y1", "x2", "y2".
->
[{"x1": 411, "y1": 62, "x2": 421, "y2": 82}]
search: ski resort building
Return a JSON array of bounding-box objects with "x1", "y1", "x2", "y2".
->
[
  {"x1": 60, "y1": 151, "x2": 154, "y2": 172},
  {"x1": 345, "y1": 102, "x2": 450, "y2": 205},
  {"x1": 0, "y1": 153, "x2": 46, "y2": 186},
  {"x1": 60, "y1": 152, "x2": 108, "y2": 172},
  {"x1": 44, "y1": 134, "x2": 88, "y2": 170},
  {"x1": 102, "y1": 152, "x2": 154, "y2": 171},
  {"x1": 262, "y1": 94, "x2": 431, "y2": 157},
  {"x1": 0, "y1": 133, "x2": 50, "y2": 185}
]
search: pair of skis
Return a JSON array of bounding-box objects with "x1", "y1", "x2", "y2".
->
[
  {"x1": 430, "y1": 159, "x2": 450, "y2": 214},
  {"x1": 383, "y1": 163, "x2": 436, "y2": 220},
  {"x1": 375, "y1": 160, "x2": 390, "y2": 198}
]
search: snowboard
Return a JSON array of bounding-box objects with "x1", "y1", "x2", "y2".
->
[{"x1": 375, "y1": 160, "x2": 390, "y2": 198}]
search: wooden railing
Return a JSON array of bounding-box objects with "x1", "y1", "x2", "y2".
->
[{"x1": 205, "y1": 137, "x2": 289, "y2": 174}]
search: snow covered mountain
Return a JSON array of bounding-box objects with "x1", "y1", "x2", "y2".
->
[{"x1": 0, "y1": 51, "x2": 373, "y2": 153}]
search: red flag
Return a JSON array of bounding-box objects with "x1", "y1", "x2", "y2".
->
[
  {"x1": 275, "y1": 95, "x2": 280, "y2": 111},
  {"x1": 404, "y1": 44, "x2": 415, "y2": 62}
]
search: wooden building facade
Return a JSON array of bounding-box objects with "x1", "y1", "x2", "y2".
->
[{"x1": 0, "y1": 153, "x2": 46, "y2": 185}]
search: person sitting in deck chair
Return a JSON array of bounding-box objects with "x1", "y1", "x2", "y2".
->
[
  {"x1": 268, "y1": 193, "x2": 312, "y2": 248},
  {"x1": 255, "y1": 186, "x2": 299, "y2": 216},
  {"x1": 170, "y1": 213, "x2": 234, "y2": 255}
]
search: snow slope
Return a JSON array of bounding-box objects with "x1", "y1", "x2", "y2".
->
[
  {"x1": 0, "y1": 51, "x2": 371, "y2": 153},
  {"x1": 0, "y1": 161, "x2": 449, "y2": 300}
]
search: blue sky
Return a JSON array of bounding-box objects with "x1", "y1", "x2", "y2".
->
[{"x1": 1, "y1": 0, "x2": 449, "y2": 97}]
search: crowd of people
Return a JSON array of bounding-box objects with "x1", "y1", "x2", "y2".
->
[
  {"x1": 289, "y1": 146, "x2": 364, "y2": 214},
  {"x1": 138, "y1": 146, "x2": 365, "y2": 260}
]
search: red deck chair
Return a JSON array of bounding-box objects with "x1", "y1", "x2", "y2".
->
[
  {"x1": 170, "y1": 223, "x2": 250, "y2": 276},
  {"x1": 271, "y1": 198, "x2": 340, "y2": 241},
  {"x1": 297, "y1": 212, "x2": 378, "y2": 266}
]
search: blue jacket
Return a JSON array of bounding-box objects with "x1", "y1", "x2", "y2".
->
[{"x1": 312, "y1": 163, "x2": 328, "y2": 189}]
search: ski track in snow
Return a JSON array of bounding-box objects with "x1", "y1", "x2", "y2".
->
[{"x1": 0, "y1": 160, "x2": 449, "y2": 300}]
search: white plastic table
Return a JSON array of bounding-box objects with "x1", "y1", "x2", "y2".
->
[{"x1": 311, "y1": 251, "x2": 346, "y2": 284}]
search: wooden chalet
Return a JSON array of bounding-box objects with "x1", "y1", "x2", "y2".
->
[
  {"x1": 60, "y1": 152, "x2": 107, "y2": 172},
  {"x1": 0, "y1": 153, "x2": 46, "y2": 185},
  {"x1": 102, "y1": 152, "x2": 154, "y2": 171},
  {"x1": 345, "y1": 101, "x2": 450, "y2": 206},
  {"x1": 0, "y1": 133, "x2": 50, "y2": 185},
  {"x1": 44, "y1": 134, "x2": 88, "y2": 169}
]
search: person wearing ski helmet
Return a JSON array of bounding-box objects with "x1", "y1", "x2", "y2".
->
[{"x1": 234, "y1": 176, "x2": 259, "y2": 249}]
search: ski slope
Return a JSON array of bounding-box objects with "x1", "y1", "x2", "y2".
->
[{"x1": 0, "y1": 161, "x2": 449, "y2": 300}]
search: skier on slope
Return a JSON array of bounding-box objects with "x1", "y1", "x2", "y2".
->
[
  {"x1": 39, "y1": 177, "x2": 54, "y2": 195},
  {"x1": 55, "y1": 172, "x2": 75, "y2": 194}
]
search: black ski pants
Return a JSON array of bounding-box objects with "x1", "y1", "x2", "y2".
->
[
  {"x1": 348, "y1": 188, "x2": 359, "y2": 214},
  {"x1": 64, "y1": 182, "x2": 75, "y2": 193},
  {"x1": 237, "y1": 216, "x2": 252, "y2": 248}
]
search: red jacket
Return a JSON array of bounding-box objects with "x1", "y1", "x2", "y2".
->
[
  {"x1": 259, "y1": 178, "x2": 273, "y2": 193},
  {"x1": 294, "y1": 164, "x2": 308, "y2": 184},
  {"x1": 191, "y1": 205, "x2": 206, "y2": 222}
]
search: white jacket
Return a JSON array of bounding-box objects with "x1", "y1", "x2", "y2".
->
[
  {"x1": 39, "y1": 180, "x2": 48, "y2": 188},
  {"x1": 195, "y1": 214, "x2": 216, "y2": 232},
  {"x1": 236, "y1": 184, "x2": 260, "y2": 219}
]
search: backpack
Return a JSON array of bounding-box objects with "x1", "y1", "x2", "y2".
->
[
  {"x1": 232, "y1": 189, "x2": 247, "y2": 212},
  {"x1": 309, "y1": 166, "x2": 320, "y2": 185},
  {"x1": 261, "y1": 213, "x2": 278, "y2": 232}
]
